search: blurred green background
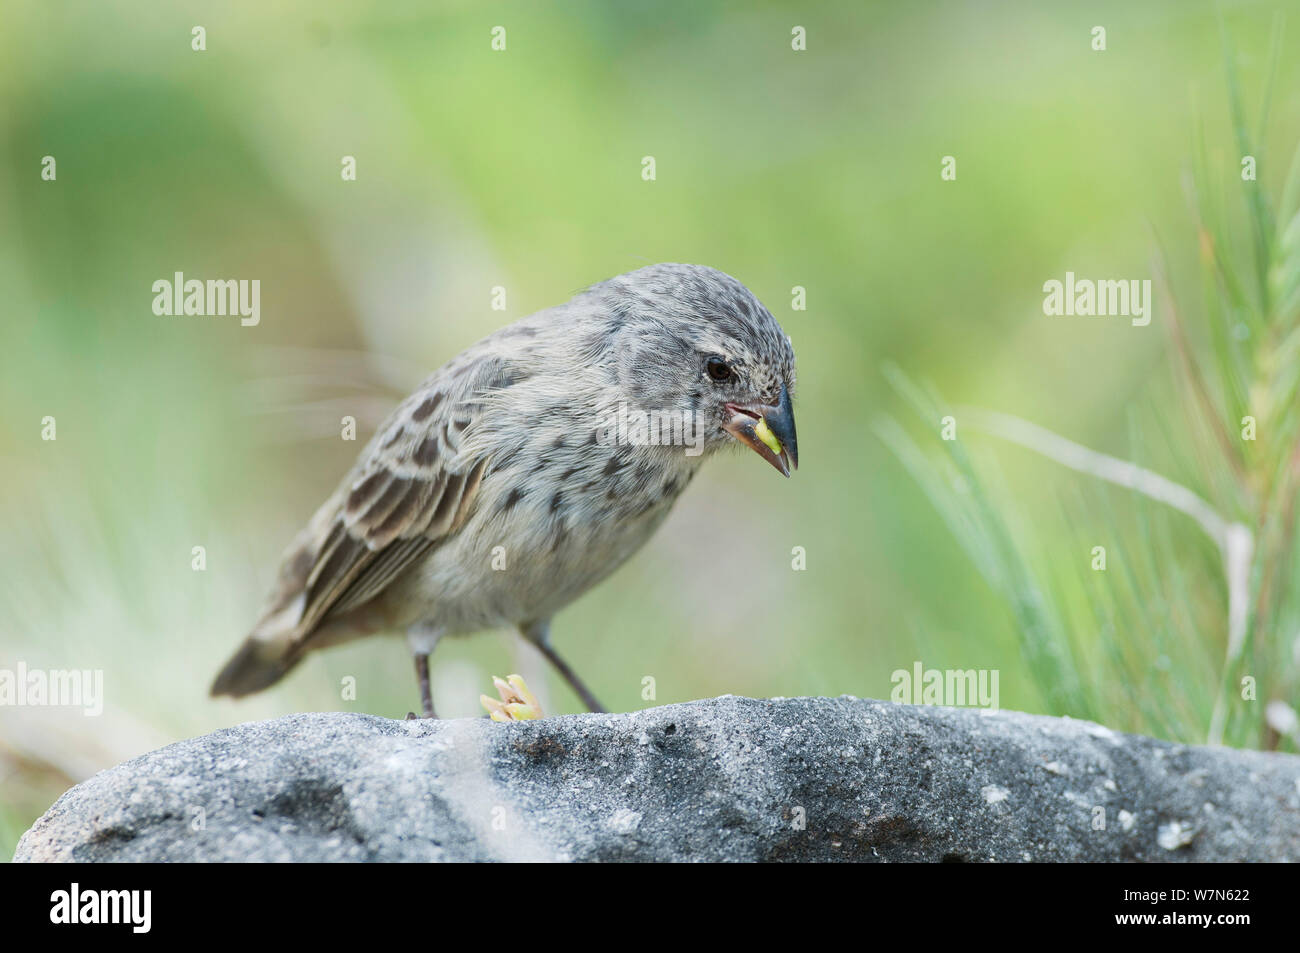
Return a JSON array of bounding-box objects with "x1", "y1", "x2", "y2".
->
[{"x1": 3, "y1": 1, "x2": 1299, "y2": 857}]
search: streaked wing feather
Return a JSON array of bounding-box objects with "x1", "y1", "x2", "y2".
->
[
  {"x1": 291, "y1": 363, "x2": 500, "y2": 642},
  {"x1": 326, "y1": 536, "x2": 435, "y2": 619}
]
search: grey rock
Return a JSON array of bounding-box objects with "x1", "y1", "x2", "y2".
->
[{"x1": 14, "y1": 696, "x2": 1300, "y2": 862}]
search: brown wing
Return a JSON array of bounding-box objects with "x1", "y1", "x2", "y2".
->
[
  {"x1": 293, "y1": 376, "x2": 492, "y2": 640},
  {"x1": 211, "y1": 353, "x2": 512, "y2": 698}
]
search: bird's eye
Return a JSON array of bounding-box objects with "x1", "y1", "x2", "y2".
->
[{"x1": 706, "y1": 357, "x2": 733, "y2": 382}]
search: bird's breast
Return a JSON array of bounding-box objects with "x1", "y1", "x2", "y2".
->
[{"x1": 397, "y1": 442, "x2": 700, "y2": 632}]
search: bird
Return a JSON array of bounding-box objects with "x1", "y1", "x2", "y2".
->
[{"x1": 210, "y1": 263, "x2": 799, "y2": 717}]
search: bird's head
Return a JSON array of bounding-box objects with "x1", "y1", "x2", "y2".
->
[{"x1": 594, "y1": 263, "x2": 799, "y2": 476}]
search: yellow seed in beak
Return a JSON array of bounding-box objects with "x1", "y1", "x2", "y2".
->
[{"x1": 755, "y1": 417, "x2": 783, "y2": 456}]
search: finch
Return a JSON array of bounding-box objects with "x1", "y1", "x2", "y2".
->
[{"x1": 211, "y1": 263, "x2": 799, "y2": 716}]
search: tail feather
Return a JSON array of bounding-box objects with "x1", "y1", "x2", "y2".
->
[
  {"x1": 210, "y1": 635, "x2": 301, "y2": 697},
  {"x1": 215, "y1": 522, "x2": 322, "y2": 698},
  {"x1": 210, "y1": 590, "x2": 310, "y2": 698}
]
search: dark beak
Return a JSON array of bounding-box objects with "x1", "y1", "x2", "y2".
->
[{"x1": 723, "y1": 385, "x2": 799, "y2": 477}]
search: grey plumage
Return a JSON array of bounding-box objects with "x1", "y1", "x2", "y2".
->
[{"x1": 211, "y1": 263, "x2": 798, "y2": 712}]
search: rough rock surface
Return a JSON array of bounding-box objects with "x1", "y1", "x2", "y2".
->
[{"x1": 14, "y1": 696, "x2": 1300, "y2": 862}]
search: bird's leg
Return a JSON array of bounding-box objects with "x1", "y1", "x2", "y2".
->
[
  {"x1": 404, "y1": 653, "x2": 436, "y2": 720},
  {"x1": 405, "y1": 624, "x2": 442, "y2": 719},
  {"x1": 537, "y1": 642, "x2": 607, "y2": 713},
  {"x1": 522, "y1": 620, "x2": 607, "y2": 714}
]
